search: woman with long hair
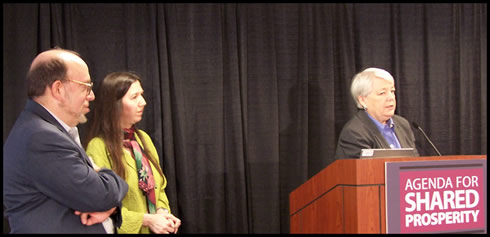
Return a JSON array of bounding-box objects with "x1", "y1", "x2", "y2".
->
[{"x1": 84, "y1": 71, "x2": 181, "y2": 234}]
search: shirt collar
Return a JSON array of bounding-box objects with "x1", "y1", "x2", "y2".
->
[
  {"x1": 38, "y1": 103, "x2": 76, "y2": 133},
  {"x1": 364, "y1": 110, "x2": 395, "y2": 130}
]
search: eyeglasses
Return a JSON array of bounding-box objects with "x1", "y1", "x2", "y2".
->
[{"x1": 66, "y1": 79, "x2": 93, "y2": 95}]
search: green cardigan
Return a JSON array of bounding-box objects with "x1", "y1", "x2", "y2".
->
[{"x1": 86, "y1": 130, "x2": 171, "y2": 234}]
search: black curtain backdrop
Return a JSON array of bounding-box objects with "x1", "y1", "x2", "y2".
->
[{"x1": 2, "y1": 3, "x2": 487, "y2": 234}]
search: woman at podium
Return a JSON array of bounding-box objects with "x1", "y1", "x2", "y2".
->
[{"x1": 334, "y1": 67, "x2": 419, "y2": 159}]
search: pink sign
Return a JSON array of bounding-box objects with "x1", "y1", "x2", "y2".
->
[
  {"x1": 385, "y1": 159, "x2": 487, "y2": 233},
  {"x1": 399, "y1": 168, "x2": 484, "y2": 233}
]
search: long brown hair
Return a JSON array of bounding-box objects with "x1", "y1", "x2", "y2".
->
[{"x1": 83, "y1": 71, "x2": 163, "y2": 180}]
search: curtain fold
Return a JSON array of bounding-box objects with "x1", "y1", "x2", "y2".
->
[{"x1": 3, "y1": 3, "x2": 486, "y2": 233}]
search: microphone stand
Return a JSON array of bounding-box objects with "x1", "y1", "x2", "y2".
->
[{"x1": 412, "y1": 122, "x2": 442, "y2": 156}]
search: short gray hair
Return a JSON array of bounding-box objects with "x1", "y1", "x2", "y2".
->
[{"x1": 350, "y1": 67, "x2": 394, "y2": 109}]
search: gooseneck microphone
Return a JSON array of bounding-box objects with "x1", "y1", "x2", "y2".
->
[{"x1": 412, "y1": 122, "x2": 442, "y2": 156}]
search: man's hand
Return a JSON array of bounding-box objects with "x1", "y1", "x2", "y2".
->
[{"x1": 74, "y1": 207, "x2": 116, "y2": 226}]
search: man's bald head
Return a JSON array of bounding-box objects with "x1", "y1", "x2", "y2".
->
[{"x1": 27, "y1": 48, "x2": 84, "y2": 98}]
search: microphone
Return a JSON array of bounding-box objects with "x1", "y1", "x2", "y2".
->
[{"x1": 412, "y1": 122, "x2": 442, "y2": 156}]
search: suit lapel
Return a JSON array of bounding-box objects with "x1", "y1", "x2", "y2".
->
[
  {"x1": 392, "y1": 116, "x2": 409, "y2": 148},
  {"x1": 357, "y1": 110, "x2": 390, "y2": 148},
  {"x1": 26, "y1": 100, "x2": 94, "y2": 168}
]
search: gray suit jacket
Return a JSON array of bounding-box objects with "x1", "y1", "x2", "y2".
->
[
  {"x1": 3, "y1": 99, "x2": 128, "y2": 233},
  {"x1": 335, "y1": 110, "x2": 419, "y2": 159}
]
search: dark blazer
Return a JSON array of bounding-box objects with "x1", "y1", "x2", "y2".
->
[
  {"x1": 335, "y1": 110, "x2": 419, "y2": 159},
  {"x1": 3, "y1": 99, "x2": 128, "y2": 233}
]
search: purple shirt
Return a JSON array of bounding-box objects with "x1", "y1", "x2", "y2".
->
[{"x1": 365, "y1": 111, "x2": 401, "y2": 149}]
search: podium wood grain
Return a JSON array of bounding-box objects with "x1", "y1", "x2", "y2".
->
[{"x1": 289, "y1": 155, "x2": 486, "y2": 233}]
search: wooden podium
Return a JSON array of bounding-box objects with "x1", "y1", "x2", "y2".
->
[{"x1": 289, "y1": 155, "x2": 487, "y2": 233}]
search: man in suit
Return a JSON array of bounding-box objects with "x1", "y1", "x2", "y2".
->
[
  {"x1": 3, "y1": 48, "x2": 128, "y2": 233},
  {"x1": 335, "y1": 67, "x2": 419, "y2": 159}
]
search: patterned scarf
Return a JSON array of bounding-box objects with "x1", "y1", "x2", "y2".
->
[{"x1": 123, "y1": 127, "x2": 156, "y2": 214}]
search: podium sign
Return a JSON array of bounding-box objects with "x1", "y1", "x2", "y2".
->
[{"x1": 385, "y1": 159, "x2": 487, "y2": 233}]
